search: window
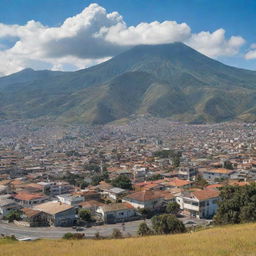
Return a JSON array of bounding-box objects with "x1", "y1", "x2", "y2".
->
[{"x1": 200, "y1": 201, "x2": 205, "y2": 207}]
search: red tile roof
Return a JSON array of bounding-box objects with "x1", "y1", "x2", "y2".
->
[
  {"x1": 125, "y1": 190, "x2": 163, "y2": 202},
  {"x1": 14, "y1": 192, "x2": 46, "y2": 201},
  {"x1": 192, "y1": 189, "x2": 220, "y2": 201},
  {"x1": 167, "y1": 178, "x2": 192, "y2": 187}
]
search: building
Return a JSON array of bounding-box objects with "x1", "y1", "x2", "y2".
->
[
  {"x1": 0, "y1": 198, "x2": 20, "y2": 217},
  {"x1": 104, "y1": 187, "x2": 127, "y2": 201},
  {"x1": 96, "y1": 203, "x2": 137, "y2": 224},
  {"x1": 165, "y1": 178, "x2": 192, "y2": 189},
  {"x1": 201, "y1": 168, "x2": 235, "y2": 181},
  {"x1": 79, "y1": 200, "x2": 104, "y2": 214},
  {"x1": 178, "y1": 167, "x2": 198, "y2": 181},
  {"x1": 34, "y1": 201, "x2": 76, "y2": 226},
  {"x1": 21, "y1": 208, "x2": 48, "y2": 227},
  {"x1": 176, "y1": 189, "x2": 220, "y2": 219},
  {"x1": 122, "y1": 190, "x2": 164, "y2": 210},
  {"x1": 38, "y1": 182, "x2": 74, "y2": 196},
  {"x1": 14, "y1": 192, "x2": 48, "y2": 207},
  {"x1": 56, "y1": 194, "x2": 84, "y2": 206}
]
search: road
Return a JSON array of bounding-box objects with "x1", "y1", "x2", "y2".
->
[
  {"x1": 0, "y1": 219, "x2": 151, "y2": 239},
  {"x1": 0, "y1": 217, "x2": 209, "y2": 240}
]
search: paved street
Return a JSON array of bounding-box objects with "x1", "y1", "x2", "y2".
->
[
  {"x1": 0, "y1": 219, "x2": 151, "y2": 239},
  {"x1": 0, "y1": 217, "x2": 209, "y2": 240}
]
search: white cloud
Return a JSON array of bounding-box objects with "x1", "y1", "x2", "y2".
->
[
  {"x1": 98, "y1": 20, "x2": 191, "y2": 45},
  {"x1": 244, "y1": 43, "x2": 256, "y2": 60},
  {"x1": 0, "y1": 3, "x2": 246, "y2": 76},
  {"x1": 186, "y1": 29, "x2": 245, "y2": 58}
]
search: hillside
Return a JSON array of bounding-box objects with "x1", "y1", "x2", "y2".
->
[
  {"x1": 0, "y1": 223, "x2": 255, "y2": 256},
  {"x1": 1, "y1": 43, "x2": 256, "y2": 124}
]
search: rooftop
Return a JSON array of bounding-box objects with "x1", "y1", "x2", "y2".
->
[
  {"x1": 34, "y1": 201, "x2": 74, "y2": 215},
  {"x1": 100, "y1": 202, "x2": 134, "y2": 212}
]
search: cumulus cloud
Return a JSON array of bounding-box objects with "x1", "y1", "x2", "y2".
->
[
  {"x1": 244, "y1": 43, "x2": 256, "y2": 60},
  {"x1": 0, "y1": 3, "x2": 246, "y2": 76},
  {"x1": 186, "y1": 29, "x2": 245, "y2": 58}
]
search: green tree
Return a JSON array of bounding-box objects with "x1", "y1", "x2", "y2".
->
[
  {"x1": 91, "y1": 175, "x2": 104, "y2": 186},
  {"x1": 5, "y1": 210, "x2": 22, "y2": 222},
  {"x1": 79, "y1": 209, "x2": 92, "y2": 222},
  {"x1": 214, "y1": 184, "x2": 256, "y2": 224},
  {"x1": 166, "y1": 202, "x2": 180, "y2": 215},
  {"x1": 194, "y1": 174, "x2": 208, "y2": 188},
  {"x1": 111, "y1": 175, "x2": 132, "y2": 190},
  {"x1": 137, "y1": 222, "x2": 153, "y2": 236},
  {"x1": 172, "y1": 155, "x2": 180, "y2": 167},
  {"x1": 63, "y1": 233, "x2": 74, "y2": 239},
  {"x1": 151, "y1": 214, "x2": 186, "y2": 234},
  {"x1": 223, "y1": 161, "x2": 233, "y2": 170},
  {"x1": 147, "y1": 174, "x2": 162, "y2": 181}
]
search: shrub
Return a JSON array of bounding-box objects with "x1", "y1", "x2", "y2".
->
[
  {"x1": 63, "y1": 233, "x2": 74, "y2": 240},
  {"x1": 137, "y1": 222, "x2": 153, "y2": 236},
  {"x1": 166, "y1": 202, "x2": 180, "y2": 215},
  {"x1": 151, "y1": 214, "x2": 186, "y2": 234},
  {"x1": 111, "y1": 175, "x2": 132, "y2": 190},
  {"x1": 79, "y1": 209, "x2": 92, "y2": 222},
  {"x1": 111, "y1": 228, "x2": 122, "y2": 239}
]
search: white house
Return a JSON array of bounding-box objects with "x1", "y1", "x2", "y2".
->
[
  {"x1": 104, "y1": 187, "x2": 126, "y2": 201},
  {"x1": 176, "y1": 189, "x2": 220, "y2": 219},
  {"x1": 122, "y1": 190, "x2": 164, "y2": 210},
  {"x1": 56, "y1": 194, "x2": 84, "y2": 206},
  {"x1": 96, "y1": 203, "x2": 136, "y2": 224}
]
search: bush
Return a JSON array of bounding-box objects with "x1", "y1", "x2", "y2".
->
[
  {"x1": 63, "y1": 233, "x2": 74, "y2": 240},
  {"x1": 111, "y1": 228, "x2": 122, "y2": 239},
  {"x1": 94, "y1": 232, "x2": 101, "y2": 239},
  {"x1": 137, "y1": 222, "x2": 153, "y2": 236},
  {"x1": 79, "y1": 209, "x2": 92, "y2": 222},
  {"x1": 4, "y1": 210, "x2": 22, "y2": 222},
  {"x1": 166, "y1": 202, "x2": 180, "y2": 215},
  {"x1": 63, "y1": 233, "x2": 85, "y2": 240},
  {"x1": 151, "y1": 214, "x2": 186, "y2": 234},
  {"x1": 111, "y1": 175, "x2": 132, "y2": 190}
]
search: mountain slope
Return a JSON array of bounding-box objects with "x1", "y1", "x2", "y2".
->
[
  {"x1": 1, "y1": 42, "x2": 256, "y2": 124},
  {"x1": 0, "y1": 223, "x2": 256, "y2": 256}
]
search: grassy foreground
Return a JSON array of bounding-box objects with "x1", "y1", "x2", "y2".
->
[{"x1": 0, "y1": 224, "x2": 256, "y2": 256}]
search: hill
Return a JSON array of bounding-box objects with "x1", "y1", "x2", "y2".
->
[
  {"x1": 1, "y1": 43, "x2": 256, "y2": 124},
  {"x1": 0, "y1": 223, "x2": 255, "y2": 256}
]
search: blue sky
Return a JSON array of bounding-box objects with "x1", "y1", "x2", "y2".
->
[{"x1": 0, "y1": 0, "x2": 255, "y2": 75}]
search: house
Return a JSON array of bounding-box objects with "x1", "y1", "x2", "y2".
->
[
  {"x1": 122, "y1": 190, "x2": 164, "y2": 210},
  {"x1": 37, "y1": 182, "x2": 74, "y2": 196},
  {"x1": 80, "y1": 190, "x2": 101, "y2": 201},
  {"x1": 0, "y1": 185, "x2": 8, "y2": 194},
  {"x1": 178, "y1": 167, "x2": 198, "y2": 181},
  {"x1": 14, "y1": 192, "x2": 48, "y2": 207},
  {"x1": 201, "y1": 168, "x2": 235, "y2": 181},
  {"x1": 79, "y1": 200, "x2": 104, "y2": 214},
  {"x1": 21, "y1": 208, "x2": 48, "y2": 227},
  {"x1": 34, "y1": 201, "x2": 76, "y2": 227},
  {"x1": 96, "y1": 203, "x2": 137, "y2": 224},
  {"x1": 104, "y1": 187, "x2": 127, "y2": 201},
  {"x1": 133, "y1": 181, "x2": 165, "y2": 192},
  {"x1": 56, "y1": 194, "x2": 84, "y2": 206},
  {"x1": 0, "y1": 198, "x2": 20, "y2": 217},
  {"x1": 176, "y1": 189, "x2": 220, "y2": 219},
  {"x1": 165, "y1": 178, "x2": 192, "y2": 189}
]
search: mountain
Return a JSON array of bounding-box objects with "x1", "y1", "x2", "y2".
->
[{"x1": 1, "y1": 42, "x2": 256, "y2": 124}]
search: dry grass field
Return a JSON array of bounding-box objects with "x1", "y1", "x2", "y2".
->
[{"x1": 0, "y1": 223, "x2": 256, "y2": 256}]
